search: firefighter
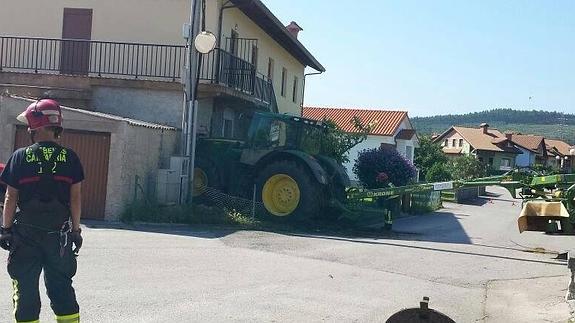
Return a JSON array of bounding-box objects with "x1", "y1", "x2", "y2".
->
[{"x1": 0, "y1": 99, "x2": 84, "y2": 323}]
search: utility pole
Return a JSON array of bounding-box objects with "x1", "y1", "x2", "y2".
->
[
  {"x1": 181, "y1": 0, "x2": 202, "y2": 204},
  {"x1": 181, "y1": 0, "x2": 215, "y2": 205}
]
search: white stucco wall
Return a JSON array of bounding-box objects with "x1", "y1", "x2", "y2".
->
[
  {"x1": 439, "y1": 129, "x2": 472, "y2": 154},
  {"x1": 0, "y1": 0, "x2": 190, "y2": 45},
  {"x1": 220, "y1": 8, "x2": 306, "y2": 115}
]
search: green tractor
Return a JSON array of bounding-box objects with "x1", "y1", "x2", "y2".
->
[{"x1": 194, "y1": 111, "x2": 349, "y2": 221}]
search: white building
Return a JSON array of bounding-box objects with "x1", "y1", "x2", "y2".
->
[{"x1": 303, "y1": 107, "x2": 419, "y2": 181}]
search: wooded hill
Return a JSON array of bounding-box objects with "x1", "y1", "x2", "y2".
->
[{"x1": 412, "y1": 109, "x2": 575, "y2": 144}]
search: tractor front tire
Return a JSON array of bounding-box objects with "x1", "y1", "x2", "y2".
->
[
  {"x1": 256, "y1": 160, "x2": 324, "y2": 222},
  {"x1": 193, "y1": 158, "x2": 222, "y2": 198}
]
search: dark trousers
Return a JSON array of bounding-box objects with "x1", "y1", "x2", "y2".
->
[{"x1": 7, "y1": 225, "x2": 79, "y2": 322}]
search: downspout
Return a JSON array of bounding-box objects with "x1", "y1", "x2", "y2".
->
[
  {"x1": 216, "y1": 1, "x2": 236, "y2": 83},
  {"x1": 301, "y1": 71, "x2": 323, "y2": 112}
]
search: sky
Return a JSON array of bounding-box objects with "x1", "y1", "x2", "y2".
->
[{"x1": 264, "y1": 0, "x2": 575, "y2": 117}]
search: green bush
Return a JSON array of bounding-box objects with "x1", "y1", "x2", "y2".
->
[
  {"x1": 425, "y1": 163, "x2": 452, "y2": 182},
  {"x1": 414, "y1": 135, "x2": 449, "y2": 180},
  {"x1": 449, "y1": 155, "x2": 487, "y2": 180}
]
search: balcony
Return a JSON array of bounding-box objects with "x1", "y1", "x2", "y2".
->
[{"x1": 0, "y1": 36, "x2": 276, "y2": 111}]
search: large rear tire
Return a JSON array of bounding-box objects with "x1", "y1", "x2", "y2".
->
[{"x1": 256, "y1": 160, "x2": 324, "y2": 222}]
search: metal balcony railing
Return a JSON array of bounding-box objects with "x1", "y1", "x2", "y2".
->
[
  {"x1": 199, "y1": 48, "x2": 276, "y2": 108},
  {"x1": 0, "y1": 36, "x2": 276, "y2": 110},
  {"x1": 0, "y1": 36, "x2": 186, "y2": 80}
]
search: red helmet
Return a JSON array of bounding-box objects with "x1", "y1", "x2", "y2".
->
[{"x1": 16, "y1": 99, "x2": 63, "y2": 131}]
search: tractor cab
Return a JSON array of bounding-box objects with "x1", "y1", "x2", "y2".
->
[{"x1": 246, "y1": 112, "x2": 327, "y2": 156}]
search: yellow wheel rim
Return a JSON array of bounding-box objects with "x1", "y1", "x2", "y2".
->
[
  {"x1": 192, "y1": 168, "x2": 208, "y2": 197},
  {"x1": 262, "y1": 174, "x2": 301, "y2": 216}
]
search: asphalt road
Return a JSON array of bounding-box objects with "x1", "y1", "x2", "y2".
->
[{"x1": 1, "y1": 186, "x2": 573, "y2": 322}]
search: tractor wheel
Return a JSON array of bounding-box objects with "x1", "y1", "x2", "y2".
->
[
  {"x1": 193, "y1": 158, "x2": 221, "y2": 197},
  {"x1": 256, "y1": 160, "x2": 324, "y2": 221}
]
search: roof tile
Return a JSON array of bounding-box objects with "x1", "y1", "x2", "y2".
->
[
  {"x1": 302, "y1": 107, "x2": 407, "y2": 136},
  {"x1": 546, "y1": 139, "x2": 574, "y2": 156},
  {"x1": 438, "y1": 126, "x2": 522, "y2": 154},
  {"x1": 510, "y1": 134, "x2": 544, "y2": 152}
]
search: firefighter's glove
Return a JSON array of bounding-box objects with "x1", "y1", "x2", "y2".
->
[
  {"x1": 70, "y1": 229, "x2": 83, "y2": 254},
  {"x1": 0, "y1": 226, "x2": 13, "y2": 251}
]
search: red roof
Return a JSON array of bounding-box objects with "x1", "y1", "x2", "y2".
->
[
  {"x1": 302, "y1": 107, "x2": 408, "y2": 136},
  {"x1": 510, "y1": 134, "x2": 545, "y2": 153}
]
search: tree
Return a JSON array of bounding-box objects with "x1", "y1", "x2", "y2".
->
[
  {"x1": 353, "y1": 146, "x2": 417, "y2": 188},
  {"x1": 425, "y1": 163, "x2": 452, "y2": 182},
  {"x1": 414, "y1": 135, "x2": 449, "y2": 180},
  {"x1": 449, "y1": 155, "x2": 486, "y2": 180},
  {"x1": 321, "y1": 117, "x2": 373, "y2": 164}
]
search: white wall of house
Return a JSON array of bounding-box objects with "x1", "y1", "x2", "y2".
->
[
  {"x1": 439, "y1": 130, "x2": 472, "y2": 154},
  {"x1": 0, "y1": 0, "x2": 190, "y2": 45},
  {"x1": 515, "y1": 146, "x2": 536, "y2": 167},
  {"x1": 220, "y1": 8, "x2": 306, "y2": 116},
  {"x1": 396, "y1": 139, "x2": 414, "y2": 160}
]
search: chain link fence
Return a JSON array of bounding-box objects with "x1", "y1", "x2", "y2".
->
[{"x1": 195, "y1": 184, "x2": 267, "y2": 219}]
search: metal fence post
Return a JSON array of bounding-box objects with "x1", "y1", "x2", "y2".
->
[
  {"x1": 34, "y1": 38, "x2": 39, "y2": 73},
  {"x1": 0, "y1": 37, "x2": 4, "y2": 71},
  {"x1": 135, "y1": 44, "x2": 140, "y2": 79},
  {"x1": 568, "y1": 256, "x2": 575, "y2": 301},
  {"x1": 252, "y1": 184, "x2": 257, "y2": 220}
]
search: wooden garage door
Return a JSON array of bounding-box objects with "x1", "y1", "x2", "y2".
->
[{"x1": 14, "y1": 127, "x2": 111, "y2": 220}]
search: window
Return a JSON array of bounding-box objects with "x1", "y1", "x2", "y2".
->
[
  {"x1": 267, "y1": 58, "x2": 275, "y2": 81},
  {"x1": 459, "y1": 139, "x2": 463, "y2": 147},
  {"x1": 444, "y1": 139, "x2": 448, "y2": 147},
  {"x1": 281, "y1": 67, "x2": 287, "y2": 97},
  {"x1": 292, "y1": 76, "x2": 299, "y2": 103},
  {"x1": 452, "y1": 139, "x2": 457, "y2": 147},
  {"x1": 222, "y1": 108, "x2": 234, "y2": 138},
  {"x1": 501, "y1": 158, "x2": 511, "y2": 167},
  {"x1": 488, "y1": 158, "x2": 494, "y2": 166}
]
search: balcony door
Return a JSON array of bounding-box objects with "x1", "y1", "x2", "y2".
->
[{"x1": 60, "y1": 8, "x2": 93, "y2": 75}]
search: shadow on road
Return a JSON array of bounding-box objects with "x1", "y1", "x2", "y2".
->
[
  {"x1": 82, "y1": 208, "x2": 474, "y2": 245},
  {"x1": 81, "y1": 219, "x2": 566, "y2": 267},
  {"x1": 283, "y1": 233, "x2": 566, "y2": 266}
]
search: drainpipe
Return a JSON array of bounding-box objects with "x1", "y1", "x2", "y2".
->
[
  {"x1": 218, "y1": 1, "x2": 236, "y2": 49},
  {"x1": 301, "y1": 71, "x2": 323, "y2": 111},
  {"x1": 216, "y1": 1, "x2": 236, "y2": 83}
]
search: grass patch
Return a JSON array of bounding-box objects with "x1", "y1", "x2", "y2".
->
[{"x1": 120, "y1": 201, "x2": 260, "y2": 227}]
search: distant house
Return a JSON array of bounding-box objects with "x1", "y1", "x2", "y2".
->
[
  {"x1": 433, "y1": 123, "x2": 522, "y2": 172},
  {"x1": 302, "y1": 107, "x2": 418, "y2": 181},
  {"x1": 508, "y1": 134, "x2": 548, "y2": 167},
  {"x1": 546, "y1": 139, "x2": 575, "y2": 171}
]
